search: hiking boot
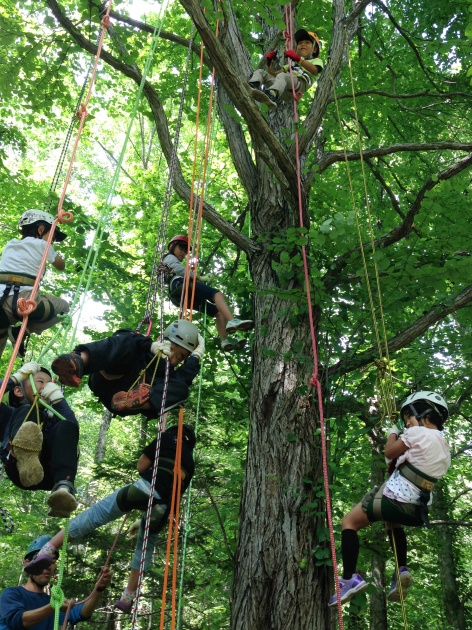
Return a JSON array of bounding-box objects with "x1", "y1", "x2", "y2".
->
[
  {"x1": 111, "y1": 383, "x2": 152, "y2": 415},
  {"x1": 10, "y1": 422, "x2": 44, "y2": 487},
  {"x1": 225, "y1": 319, "x2": 254, "y2": 334},
  {"x1": 24, "y1": 553, "x2": 54, "y2": 575},
  {"x1": 266, "y1": 90, "x2": 278, "y2": 108},
  {"x1": 52, "y1": 353, "x2": 84, "y2": 387},
  {"x1": 328, "y1": 573, "x2": 369, "y2": 607},
  {"x1": 8, "y1": 326, "x2": 28, "y2": 359},
  {"x1": 221, "y1": 337, "x2": 247, "y2": 352},
  {"x1": 114, "y1": 599, "x2": 133, "y2": 614},
  {"x1": 387, "y1": 566, "x2": 413, "y2": 602},
  {"x1": 47, "y1": 480, "x2": 77, "y2": 518}
]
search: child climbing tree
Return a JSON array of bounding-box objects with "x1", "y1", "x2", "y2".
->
[{"x1": 2, "y1": 0, "x2": 472, "y2": 628}]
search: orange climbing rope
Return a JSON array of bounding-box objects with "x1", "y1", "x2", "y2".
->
[
  {"x1": 283, "y1": 5, "x2": 345, "y2": 626},
  {"x1": 0, "y1": 3, "x2": 113, "y2": 397}
]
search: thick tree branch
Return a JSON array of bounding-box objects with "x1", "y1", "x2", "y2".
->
[
  {"x1": 323, "y1": 153, "x2": 472, "y2": 289},
  {"x1": 45, "y1": 0, "x2": 258, "y2": 255},
  {"x1": 178, "y1": 0, "x2": 299, "y2": 195},
  {"x1": 329, "y1": 282, "x2": 472, "y2": 377},
  {"x1": 331, "y1": 89, "x2": 472, "y2": 102},
  {"x1": 316, "y1": 142, "x2": 472, "y2": 174}
]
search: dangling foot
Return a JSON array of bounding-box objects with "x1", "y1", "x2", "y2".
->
[
  {"x1": 47, "y1": 480, "x2": 78, "y2": 518},
  {"x1": 10, "y1": 422, "x2": 44, "y2": 487},
  {"x1": 221, "y1": 336, "x2": 247, "y2": 352},
  {"x1": 225, "y1": 318, "x2": 254, "y2": 334},
  {"x1": 114, "y1": 587, "x2": 136, "y2": 614},
  {"x1": 328, "y1": 574, "x2": 369, "y2": 607},
  {"x1": 111, "y1": 383, "x2": 152, "y2": 415},
  {"x1": 387, "y1": 566, "x2": 413, "y2": 602},
  {"x1": 52, "y1": 353, "x2": 84, "y2": 387},
  {"x1": 24, "y1": 553, "x2": 55, "y2": 575}
]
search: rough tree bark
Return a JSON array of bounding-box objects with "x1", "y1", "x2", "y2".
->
[{"x1": 433, "y1": 483, "x2": 465, "y2": 630}]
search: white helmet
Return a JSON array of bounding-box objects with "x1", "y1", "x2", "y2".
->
[
  {"x1": 19, "y1": 209, "x2": 67, "y2": 242},
  {"x1": 400, "y1": 391, "x2": 449, "y2": 422},
  {"x1": 163, "y1": 319, "x2": 198, "y2": 352}
]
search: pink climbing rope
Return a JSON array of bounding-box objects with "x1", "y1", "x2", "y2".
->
[{"x1": 284, "y1": 5, "x2": 344, "y2": 626}]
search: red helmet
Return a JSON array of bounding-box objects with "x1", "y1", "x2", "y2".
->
[{"x1": 168, "y1": 235, "x2": 189, "y2": 251}]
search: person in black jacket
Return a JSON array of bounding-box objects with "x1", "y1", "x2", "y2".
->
[
  {"x1": 0, "y1": 362, "x2": 78, "y2": 517},
  {"x1": 52, "y1": 319, "x2": 203, "y2": 418},
  {"x1": 22, "y1": 424, "x2": 196, "y2": 614}
]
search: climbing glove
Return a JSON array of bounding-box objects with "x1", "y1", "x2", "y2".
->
[
  {"x1": 41, "y1": 382, "x2": 64, "y2": 404},
  {"x1": 285, "y1": 49, "x2": 301, "y2": 62},
  {"x1": 387, "y1": 425, "x2": 400, "y2": 438},
  {"x1": 192, "y1": 334, "x2": 205, "y2": 360},
  {"x1": 11, "y1": 362, "x2": 41, "y2": 384},
  {"x1": 151, "y1": 340, "x2": 172, "y2": 356}
]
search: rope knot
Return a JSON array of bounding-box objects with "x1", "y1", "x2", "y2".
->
[
  {"x1": 50, "y1": 584, "x2": 65, "y2": 609},
  {"x1": 76, "y1": 103, "x2": 88, "y2": 120},
  {"x1": 310, "y1": 373, "x2": 318, "y2": 386},
  {"x1": 101, "y1": 15, "x2": 111, "y2": 28}
]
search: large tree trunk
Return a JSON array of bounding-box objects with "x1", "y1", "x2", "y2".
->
[
  {"x1": 231, "y1": 216, "x2": 331, "y2": 628},
  {"x1": 433, "y1": 483, "x2": 465, "y2": 630}
]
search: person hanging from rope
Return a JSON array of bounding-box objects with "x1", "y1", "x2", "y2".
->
[
  {"x1": 22, "y1": 424, "x2": 196, "y2": 614},
  {"x1": 163, "y1": 235, "x2": 253, "y2": 352},
  {"x1": 0, "y1": 535, "x2": 112, "y2": 630},
  {"x1": 0, "y1": 210, "x2": 70, "y2": 359},
  {"x1": 328, "y1": 391, "x2": 451, "y2": 607},
  {"x1": 51, "y1": 319, "x2": 204, "y2": 416},
  {"x1": 244, "y1": 29, "x2": 324, "y2": 111},
  {"x1": 0, "y1": 362, "x2": 79, "y2": 518}
]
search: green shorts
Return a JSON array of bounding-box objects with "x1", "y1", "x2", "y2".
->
[{"x1": 361, "y1": 482, "x2": 424, "y2": 526}]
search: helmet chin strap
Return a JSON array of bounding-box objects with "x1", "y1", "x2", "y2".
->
[{"x1": 404, "y1": 404, "x2": 433, "y2": 426}]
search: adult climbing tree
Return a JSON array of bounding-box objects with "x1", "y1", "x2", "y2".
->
[{"x1": 2, "y1": 0, "x2": 472, "y2": 628}]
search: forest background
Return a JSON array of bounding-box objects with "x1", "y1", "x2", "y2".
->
[{"x1": 1, "y1": 0, "x2": 472, "y2": 629}]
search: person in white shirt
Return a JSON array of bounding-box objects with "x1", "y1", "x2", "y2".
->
[
  {"x1": 0, "y1": 210, "x2": 69, "y2": 358},
  {"x1": 328, "y1": 391, "x2": 451, "y2": 607}
]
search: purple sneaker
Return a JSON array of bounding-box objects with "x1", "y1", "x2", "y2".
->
[
  {"x1": 328, "y1": 573, "x2": 369, "y2": 607},
  {"x1": 387, "y1": 566, "x2": 413, "y2": 602},
  {"x1": 24, "y1": 553, "x2": 54, "y2": 575},
  {"x1": 113, "y1": 599, "x2": 133, "y2": 614}
]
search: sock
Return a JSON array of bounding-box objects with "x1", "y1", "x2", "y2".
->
[
  {"x1": 341, "y1": 529, "x2": 360, "y2": 579},
  {"x1": 388, "y1": 528, "x2": 407, "y2": 568},
  {"x1": 40, "y1": 542, "x2": 58, "y2": 558},
  {"x1": 120, "y1": 587, "x2": 136, "y2": 604}
]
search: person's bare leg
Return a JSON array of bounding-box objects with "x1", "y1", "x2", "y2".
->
[
  {"x1": 342, "y1": 503, "x2": 371, "y2": 532},
  {"x1": 126, "y1": 568, "x2": 140, "y2": 592},
  {"x1": 215, "y1": 312, "x2": 228, "y2": 341},
  {"x1": 213, "y1": 292, "x2": 233, "y2": 322}
]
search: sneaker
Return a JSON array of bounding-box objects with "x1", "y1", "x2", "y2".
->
[
  {"x1": 226, "y1": 319, "x2": 254, "y2": 334},
  {"x1": 10, "y1": 422, "x2": 44, "y2": 487},
  {"x1": 387, "y1": 566, "x2": 413, "y2": 602},
  {"x1": 8, "y1": 326, "x2": 28, "y2": 358},
  {"x1": 111, "y1": 383, "x2": 152, "y2": 415},
  {"x1": 114, "y1": 599, "x2": 133, "y2": 614},
  {"x1": 252, "y1": 89, "x2": 277, "y2": 110},
  {"x1": 221, "y1": 337, "x2": 247, "y2": 352},
  {"x1": 328, "y1": 574, "x2": 369, "y2": 607},
  {"x1": 243, "y1": 80, "x2": 263, "y2": 100},
  {"x1": 52, "y1": 353, "x2": 84, "y2": 387},
  {"x1": 24, "y1": 553, "x2": 54, "y2": 575},
  {"x1": 266, "y1": 90, "x2": 279, "y2": 107},
  {"x1": 47, "y1": 480, "x2": 77, "y2": 518}
]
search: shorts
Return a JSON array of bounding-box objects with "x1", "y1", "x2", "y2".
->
[
  {"x1": 169, "y1": 277, "x2": 219, "y2": 317},
  {"x1": 361, "y1": 482, "x2": 424, "y2": 527}
]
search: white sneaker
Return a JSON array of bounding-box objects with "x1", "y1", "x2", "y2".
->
[{"x1": 226, "y1": 319, "x2": 254, "y2": 334}]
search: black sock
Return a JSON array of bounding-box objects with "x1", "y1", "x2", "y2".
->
[
  {"x1": 341, "y1": 529, "x2": 360, "y2": 579},
  {"x1": 387, "y1": 528, "x2": 407, "y2": 568}
]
